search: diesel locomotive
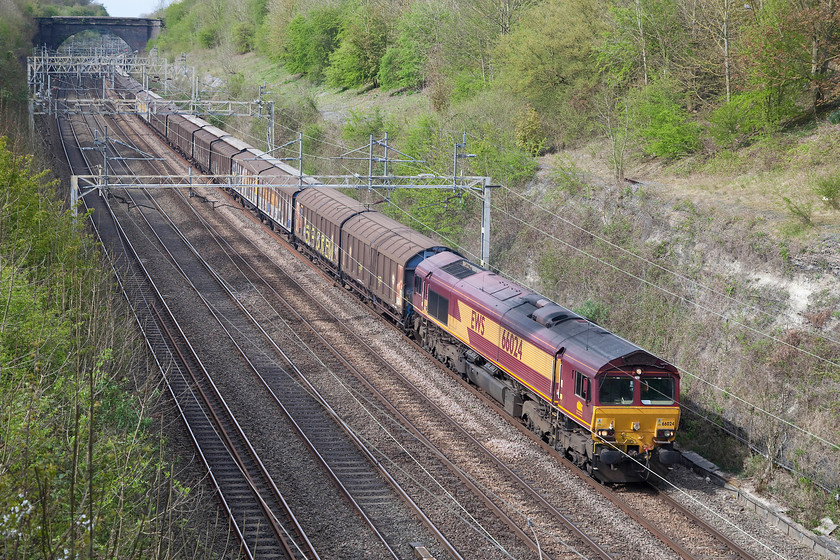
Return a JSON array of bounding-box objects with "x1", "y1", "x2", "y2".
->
[{"x1": 113, "y1": 71, "x2": 681, "y2": 482}]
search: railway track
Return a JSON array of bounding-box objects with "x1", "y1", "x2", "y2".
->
[
  {"x1": 55, "y1": 76, "x2": 318, "y2": 559},
  {"x1": 59, "y1": 76, "x2": 464, "y2": 560},
  {"x1": 159, "y1": 156, "x2": 770, "y2": 560},
  {"x1": 44, "y1": 67, "x2": 805, "y2": 560}
]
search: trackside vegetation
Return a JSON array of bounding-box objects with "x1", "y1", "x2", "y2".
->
[
  {"x1": 0, "y1": 136, "x2": 174, "y2": 558},
  {"x1": 0, "y1": 1, "x2": 204, "y2": 555}
]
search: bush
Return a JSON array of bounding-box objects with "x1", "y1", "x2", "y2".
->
[
  {"x1": 574, "y1": 299, "x2": 610, "y2": 325},
  {"x1": 450, "y1": 72, "x2": 487, "y2": 103},
  {"x1": 281, "y1": 7, "x2": 342, "y2": 82},
  {"x1": 514, "y1": 104, "x2": 545, "y2": 157},
  {"x1": 782, "y1": 196, "x2": 813, "y2": 226},
  {"x1": 635, "y1": 79, "x2": 701, "y2": 158},
  {"x1": 342, "y1": 108, "x2": 393, "y2": 144},
  {"x1": 813, "y1": 172, "x2": 840, "y2": 210},
  {"x1": 233, "y1": 22, "x2": 255, "y2": 54},
  {"x1": 472, "y1": 132, "x2": 538, "y2": 188},
  {"x1": 325, "y1": 9, "x2": 387, "y2": 89},
  {"x1": 198, "y1": 25, "x2": 221, "y2": 49},
  {"x1": 709, "y1": 91, "x2": 775, "y2": 148},
  {"x1": 828, "y1": 109, "x2": 840, "y2": 125},
  {"x1": 377, "y1": 4, "x2": 450, "y2": 91}
]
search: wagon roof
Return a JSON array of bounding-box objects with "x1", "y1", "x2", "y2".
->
[
  {"x1": 169, "y1": 114, "x2": 203, "y2": 132},
  {"x1": 181, "y1": 114, "x2": 209, "y2": 128},
  {"x1": 342, "y1": 211, "x2": 443, "y2": 264},
  {"x1": 233, "y1": 148, "x2": 274, "y2": 173},
  {"x1": 194, "y1": 125, "x2": 227, "y2": 143},
  {"x1": 419, "y1": 252, "x2": 676, "y2": 377},
  {"x1": 221, "y1": 136, "x2": 253, "y2": 152},
  {"x1": 295, "y1": 188, "x2": 367, "y2": 225}
]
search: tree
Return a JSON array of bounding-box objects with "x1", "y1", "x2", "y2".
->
[
  {"x1": 280, "y1": 7, "x2": 342, "y2": 82},
  {"x1": 495, "y1": 0, "x2": 606, "y2": 110},
  {"x1": 325, "y1": 4, "x2": 387, "y2": 88},
  {"x1": 741, "y1": 0, "x2": 840, "y2": 115},
  {"x1": 378, "y1": 3, "x2": 451, "y2": 91}
]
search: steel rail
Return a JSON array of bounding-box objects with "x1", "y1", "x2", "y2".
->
[
  {"x1": 53, "y1": 79, "x2": 256, "y2": 559},
  {"x1": 176, "y1": 189, "x2": 611, "y2": 560},
  {"x1": 101, "y1": 129, "x2": 317, "y2": 560},
  {"x1": 141, "y1": 184, "x2": 451, "y2": 560},
  {"x1": 55, "y1": 76, "x2": 314, "y2": 560},
  {"x1": 197, "y1": 162, "x2": 762, "y2": 560}
]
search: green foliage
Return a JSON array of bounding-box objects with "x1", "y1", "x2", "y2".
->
[
  {"x1": 782, "y1": 196, "x2": 813, "y2": 226},
  {"x1": 248, "y1": 0, "x2": 269, "y2": 24},
  {"x1": 740, "y1": 1, "x2": 840, "y2": 115},
  {"x1": 574, "y1": 299, "x2": 610, "y2": 325},
  {"x1": 281, "y1": 7, "x2": 342, "y2": 82},
  {"x1": 302, "y1": 123, "x2": 325, "y2": 155},
  {"x1": 548, "y1": 157, "x2": 588, "y2": 197},
  {"x1": 828, "y1": 110, "x2": 840, "y2": 125},
  {"x1": 378, "y1": 3, "x2": 451, "y2": 89},
  {"x1": 227, "y1": 72, "x2": 246, "y2": 98},
  {"x1": 709, "y1": 91, "x2": 778, "y2": 148},
  {"x1": 0, "y1": 0, "x2": 30, "y2": 104},
  {"x1": 233, "y1": 22, "x2": 256, "y2": 53},
  {"x1": 514, "y1": 104, "x2": 545, "y2": 157},
  {"x1": 495, "y1": 0, "x2": 605, "y2": 112},
  {"x1": 198, "y1": 24, "x2": 221, "y2": 48},
  {"x1": 378, "y1": 4, "x2": 448, "y2": 91},
  {"x1": 597, "y1": 0, "x2": 685, "y2": 88},
  {"x1": 383, "y1": 186, "x2": 475, "y2": 243},
  {"x1": 0, "y1": 137, "x2": 169, "y2": 557},
  {"x1": 812, "y1": 172, "x2": 840, "y2": 210},
  {"x1": 634, "y1": 79, "x2": 701, "y2": 158},
  {"x1": 342, "y1": 108, "x2": 394, "y2": 144},
  {"x1": 471, "y1": 132, "x2": 538, "y2": 189},
  {"x1": 324, "y1": 5, "x2": 387, "y2": 89},
  {"x1": 451, "y1": 72, "x2": 487, "y2": 103},
  {"x1": 151, "y1": 0, "x2": 202, "y2": 53},
  {"x1": 393, "y1": 113, "x2": 448, "y2": 175}
]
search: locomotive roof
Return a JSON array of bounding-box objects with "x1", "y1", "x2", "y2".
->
[{"x1": 420, "y1": 252, "x2": 676, "y2": 377}]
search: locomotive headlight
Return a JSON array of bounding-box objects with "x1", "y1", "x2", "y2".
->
[
  {"x1": 596, "y1": 428, "x2": 615, "y2": 439},
  {"x1": 656, "y1": 429, "x2": 675, "y2": 439}
]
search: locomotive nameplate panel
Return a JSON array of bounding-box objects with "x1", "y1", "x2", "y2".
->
[{"x1": 454, "y1": 301, "x2": 555, "y2": 394}]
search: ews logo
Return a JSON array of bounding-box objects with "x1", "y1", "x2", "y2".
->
[{"x1": 470, "y1": 310, "x2": 486, "y2": 336}]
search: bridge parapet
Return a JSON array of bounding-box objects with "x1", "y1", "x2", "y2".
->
[{"x1": 33, "y1": 16, "x2": 162, "y2": 52}]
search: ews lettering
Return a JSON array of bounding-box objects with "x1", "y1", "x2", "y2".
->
[
  {"x1": 470, "y1": 310, "x2": 486, "y2": 336},
  {"x1": 501, "y1": 328, "x2": 524, "y2": 360}
]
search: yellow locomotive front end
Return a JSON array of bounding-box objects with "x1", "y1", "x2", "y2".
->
[{"x1": 590, "y1": 372, "x2": 681, "y2": 482}]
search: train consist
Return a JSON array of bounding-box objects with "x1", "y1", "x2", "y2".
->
[{"x1": 113, "y1": 72, "x2": 681, "y2": 482}]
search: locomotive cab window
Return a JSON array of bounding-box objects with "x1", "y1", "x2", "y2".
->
[
  {"x1": 574, "y1": 371, "x2": 589, "y2": 401},
  {"x1": 598, "y1": 376, "x2": 634, "y2": 405},
  {"x1": 640, "y1": 377, "x2": 675, "y2": 405},
  {"x1": 414, "y1": 275, "x2": 422, "y2": 298}
]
